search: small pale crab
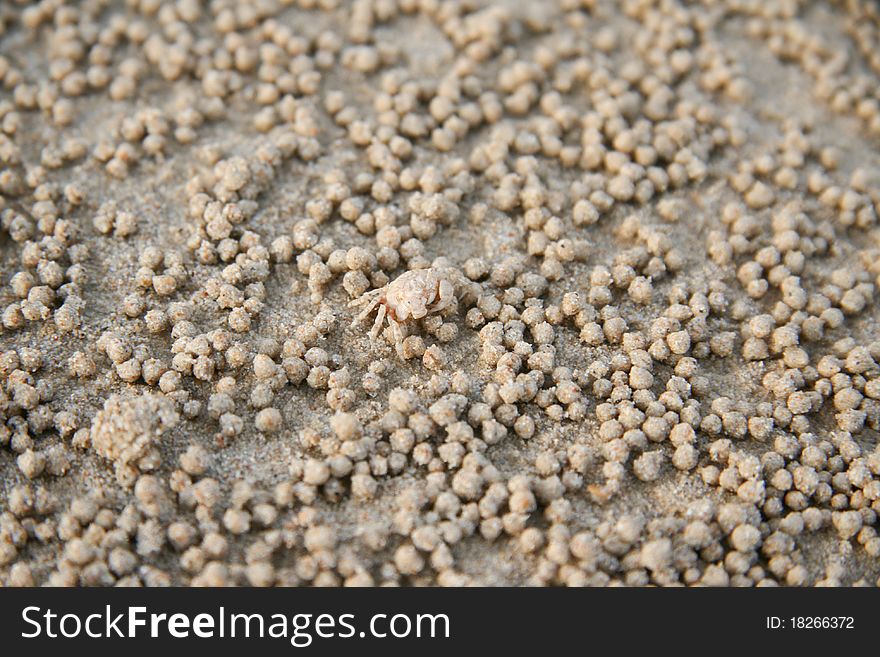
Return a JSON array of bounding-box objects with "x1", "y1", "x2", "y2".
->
[{"x1": 349, "y1": 266, "x2": 464, "y2": 358}]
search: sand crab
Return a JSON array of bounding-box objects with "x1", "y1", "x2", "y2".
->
[{"x1": 349, "y1": 267, "x2": 461, "y2": 357}]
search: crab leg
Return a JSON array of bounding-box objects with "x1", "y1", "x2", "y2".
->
[
  {"x1": 347, "y1": 288, "x2": 382, "y2": 308},
  {"x1": 388, "y1": 317, "x2": 407, "y2": 359},
  {"x1": 351, "y1": 294, "x2": 382, "y2": 327},
  {"x1": 369, "y1": 303, "x2": 386, "y2": 341}
]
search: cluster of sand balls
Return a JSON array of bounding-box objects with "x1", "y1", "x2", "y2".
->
[{"x1": 1, "y1": 0, "x2": 879, "y2": 587}]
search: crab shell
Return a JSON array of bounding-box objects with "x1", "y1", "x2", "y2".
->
[{"x1": 383, "y1": 270, "x2": 455, "y2": 321}]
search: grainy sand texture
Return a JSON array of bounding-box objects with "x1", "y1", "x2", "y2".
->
[{"x1": 1, "y1": 0, "x2": 880, "y2": 587}]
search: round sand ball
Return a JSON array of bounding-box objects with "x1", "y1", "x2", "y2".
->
[
  {"x1": 730, "y1": 524, "x2": 761, "y2": 552},
  {"x1": 640, "y1": 538, "x2": 672, "y2": 572},
  {"x1": 666, "y1": 330, "x2": 691, "y2": 355},
  {"x1": 180, "y1": 444, "x2": 210, "y2": 475},
  {"x1": 394, "y1": 544, "x2": 424, "y2": 576},
  {"x1": 832, "y1": 511, "x2": 862, "y2": 540},
  {"x1": 221, "y1": 157, "x2": 251, "y2": 191},
  {"x1": 255, "y1": 408, "x2": 282, "y2": 433},
  {"x1": 330, "y1": 412, "x2": 362, "y2": 441},
  {"x1": 633, "y1": 451, "x2": 664, "y2": 481},
  {"x1": 303, "y1": 458, "x2": 330, "y2": 486},
  {"x1": 223, "y1": 509, "x2": 251, "y2": 535},
  {"x1": 672, "y1": 444, "x2": 698, "y2": 471}
]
